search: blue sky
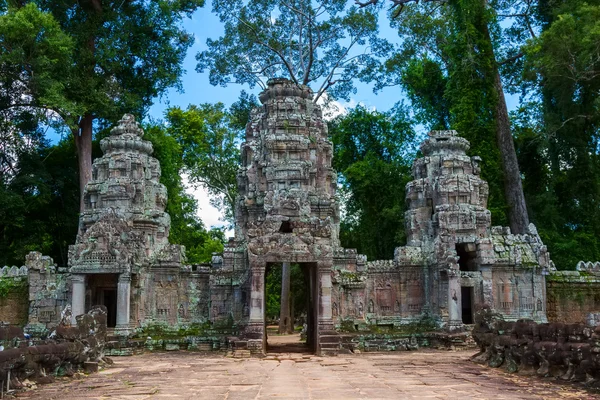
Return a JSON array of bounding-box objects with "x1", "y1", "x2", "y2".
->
[
  {"x1": 148, "y1": 2, "x2": 406, "y2": 120},
  {"x1": 147, "y1": 2, "x2": 413, "y2": 232}
]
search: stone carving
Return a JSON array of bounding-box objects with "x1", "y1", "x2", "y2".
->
[{"x1": 69, "y1": 114, "x2": 173, "y2": 274}]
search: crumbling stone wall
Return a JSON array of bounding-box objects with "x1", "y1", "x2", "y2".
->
[
  {"x1": 25, "y1": 252, "x2": 70, "y2": 336},
  {"x1": 472, "y1": 308, "x2": 600, "y2": 385},
  {"x1": 0, "y1": 306, "x2": 107, "y2": 388},
  {"x1": 547, "y1": 262, "x2": 600, "y2": 325}
]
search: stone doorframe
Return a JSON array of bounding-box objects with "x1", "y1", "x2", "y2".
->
[
  {"x1": 245, "y1": 257, "x2": 336, "y2": 356},
  {"x1": 71, "y1": 272, "x2": 132, "y2": 335}
]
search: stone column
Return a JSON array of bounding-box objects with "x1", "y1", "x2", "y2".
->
[
  {"x1": 115, "y1": 272, "x2": 131, "y2": 335},
  {"x1": 317, "y1": 261, "x2": 338, "y2": 355},
  {"x1": 447, "y1": 266, "x2": 462, "y2": 330},
  {"x1": 246, "y1": 261, "x2": 266, "y2": 353},
  {"x1": 480, "y1": 265, "x2": 494, "y2": 307},
  {"x1": 71, "y1": 274, "x2": 86, "y2": 325}
]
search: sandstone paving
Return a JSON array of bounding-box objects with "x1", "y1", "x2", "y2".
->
[{"x1": 15, "y1": 349, "x2": 599, "y2": 400}]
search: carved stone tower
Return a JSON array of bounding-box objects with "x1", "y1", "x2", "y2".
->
[
  {"x1": 395, "y1": 130, "x2": 548, "y2": 329},
  {"x1": 68, "y1": 114, "x2": 181, "y2": 334},
  {"x1": 233, "y1": 78, "x2": 341, "y2": 353}
]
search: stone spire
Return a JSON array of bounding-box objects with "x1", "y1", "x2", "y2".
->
[
  {"x1": 235, "y1": 78, "x2": 340, "y2": 256},
  {"x1": 404, "y1": 130, "x2": 491, "y2": 247},
  {"x1": 68, "y1": 114, "x2": 171, "y2": 272}
]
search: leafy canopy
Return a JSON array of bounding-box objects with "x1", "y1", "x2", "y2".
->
[
  {"x1": 197, "y1": 0, "x2": 391, "y2": 102},
  {"x1": 330, "y1": 105, "x2": 415, "y2": 260}
]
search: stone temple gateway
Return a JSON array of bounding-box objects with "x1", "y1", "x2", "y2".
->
[{"x1": 23, "y1": 79, "x2": 550, "y2": 355}]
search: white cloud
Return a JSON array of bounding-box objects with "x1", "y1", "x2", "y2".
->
[{"x1": 181, "y1": 174, "x2": 233, "y2": 238}]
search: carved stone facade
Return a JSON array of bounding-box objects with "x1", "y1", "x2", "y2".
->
[
  {"x1": 65, "y1": 115, "x2": 202, "y2": 335},
  {"x1": 20, "y1": 84, "x2": 552, "y2": 355},
  {"x1": 223, "y1": 78, "x2": 362, "y2": 354},
  {"x1": 332, "y1": 130, "x2": 550, "y2": 331}
]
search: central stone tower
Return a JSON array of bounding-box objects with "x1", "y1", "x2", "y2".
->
[{"x1": 233, "y1": 78, "x2": 341, "y2": 353}]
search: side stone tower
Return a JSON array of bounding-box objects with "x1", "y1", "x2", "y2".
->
[
  {"x1": 395, "y1": 130, "x2": 549, "y2": 329},
  {"x1": 68, "y1": 114, "x2": 184, "y2": 334}
]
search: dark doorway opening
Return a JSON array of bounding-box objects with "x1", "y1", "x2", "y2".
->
[
  {"x1": 456, "y1": 243, "x2": 477, "y2": 271},
  {"x1": 461, "y1": 286, "x2": 474, "y2": 324},
  {"x1": 86, "y1": 274, "x2": 118, "y2": 328},
  {"x1": 264, "y1": 262, "x2": 317, "y2": 354},
  {"x1": 103, "y1": 289, "x2": 117, "y2": 327}
]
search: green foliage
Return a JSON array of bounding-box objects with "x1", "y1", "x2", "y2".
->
[
  {"x1": 0, "y1": 138, "x2": 79, "y2": 266},
  {"x1": 31, "y1": 0, "x2": 204, "y2": 128},
  {"x1": 144, "y1": 123, "x2": 224, "y2": 264},
  {"x1": 377, "y1": 0, "x2": 509, "y2": 226},
  {"x1": 197, "y1": 0, "x2": 391, "y2": 101},
  {"x1": 330, "y1": 105, "x2": 414, "y2": 260},
  {"x1": 0, "y1": 4, "x2": 75, "y2": 179},
  {"x1": 517, "y1": 1, "x2": 600, "y2": 269},
  {"x1": 0, "y1": 278, "x2": 27, "y2": 299},
  {"x1": 165, "y1": 102, "x2": 248, "y2": 223}
]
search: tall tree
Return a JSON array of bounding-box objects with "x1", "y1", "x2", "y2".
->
[
  {"x1": 330, "y1": 105, "x2": 415, "y2": 259},
  {"x1": 516, "y1": 0, "x2": 600, "y2": 268},
  {"x1": 31, "y1": 0, "x2": 204, "y2": 211},
  {"x1": 279, "y1": 262, "x2": 293, "y2": 334},
  {"x1": 197, "y1": 0, "x2": 390, "y2": 102},
  {"x1": 364, "y1": 0, "x2": 533, "y2": 232}
]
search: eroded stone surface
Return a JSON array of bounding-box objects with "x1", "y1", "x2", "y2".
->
[{"x1": 24, "y1": 350, "x2": 595, "y2": 399}]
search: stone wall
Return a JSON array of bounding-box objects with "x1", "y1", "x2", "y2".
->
[
  {"x1": 0, "y1": 266, "x2": 29, "y2": 326},
  {"x1": 547, "y1": 262, "x2": 600, "y2": 324}
]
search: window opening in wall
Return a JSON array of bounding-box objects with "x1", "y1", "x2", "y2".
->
[
  {"x1": 279, "y1": 221, "x2": 293, "y2": 233},
  {"x1": 456, "y1": 243, "x2": 477, "y2": 271}
]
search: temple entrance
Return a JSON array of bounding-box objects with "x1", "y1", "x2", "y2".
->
[
  {"x1": 86, "y1": 274, "x2": 118, "y2": 328},
  {"x1": 264, "y1": 262, "x2": 318, "y2": 353},
  {"x1": 461, "y1": 286, "x2": 474, "y2": 324}
]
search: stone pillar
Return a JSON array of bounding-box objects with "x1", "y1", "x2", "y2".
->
[
  {"x1": 246, "y1": 261, "x2": 266, "y2": 353},
  {"x1": 71, "y1": 274, "x2": 86, "y2": 325},
  {"x1": 317, "y1": 261, "x2": 338, "y2": 355},
  {"x1": 480, "y1": 265, "x2": 494, "y2": 307},
  {"x1": 115, "y1": 272, "x2": 131, "y2": 335},
  {"x1": 447, "y1": 266, "x2": 462, "y2": 330}
]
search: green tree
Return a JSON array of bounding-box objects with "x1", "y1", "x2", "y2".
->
[
  {"x1": 30, "y1": 0, "x2": 204, "y2": 211},
  {"x1": 165, "y1": 93, "x2": 259, "y2": 223},
  {"x1": 366, "y1": 0, "x2": 533, "y2": 232},
  {"x1": 0, "y1": 138, "x2": 79, "y2": 266},
  {"x1": 0, "y1": 4, "x2": 75, "y2": 181},
  {"x1": 144, "y1": 123, "x2": 224, "y2": 264},
  {"x1": 516, "y1": 1, "x2": 600, "y2": 268},
  {"x1": 329, "y1": 105, "x2": 414, "y2": 260},
  {"x1": 197, "y1": 0, "x2": 390, "y2": 102},
  {"x1": 165, "y1": 103, "x2": 242, "y2": 223}
]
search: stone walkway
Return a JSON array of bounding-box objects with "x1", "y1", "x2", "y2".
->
[{"x1": 16, "y1": 349, "x2": 598, "y2": 399}]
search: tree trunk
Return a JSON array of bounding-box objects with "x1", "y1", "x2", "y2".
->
[
  {"x1": 74, "y1": 113, "x2": 94, "y2": 213},
  {"x1": 278, "y1": 262, "x2": 293, "y2": 334},
  {"x1": 478, "y1": 4, "x2": 530, "y2": 234},
  {"x1": 492, "y1": 71, "x2": 530, "y2": 234}
]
